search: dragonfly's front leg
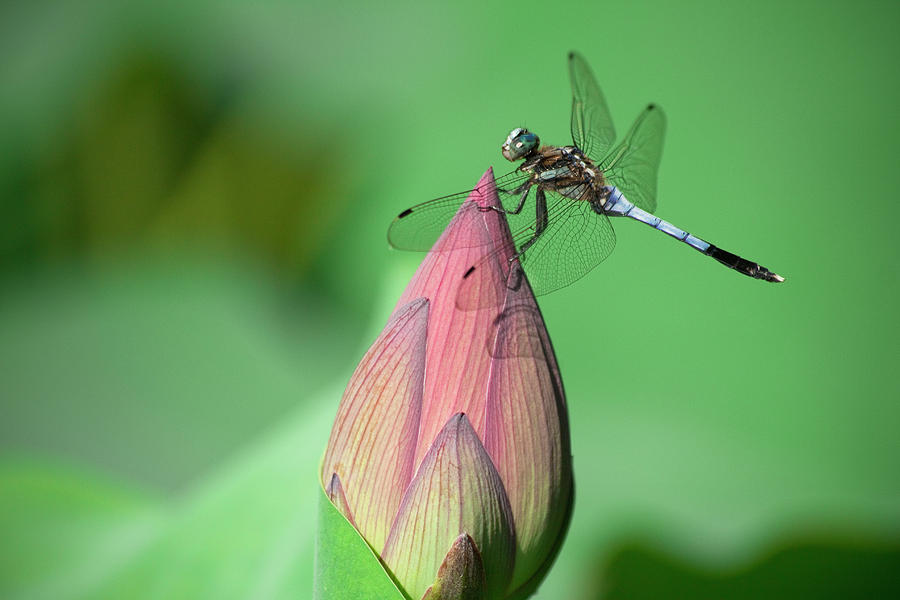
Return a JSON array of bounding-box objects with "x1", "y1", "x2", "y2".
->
[
  {"x1": 486, "y1": 180, "x2": 532, "y2": 215},
  {"x1": 514, "y1": 187, "x2": 548, "y2": 259}
]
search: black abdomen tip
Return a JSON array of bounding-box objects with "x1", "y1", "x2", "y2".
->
[
  {"x1": 463, "y1": 266, "x2": 476, "y2": 278},
  {"x1": 647, "y1": 103, "x2": 656, "y2": 110}
]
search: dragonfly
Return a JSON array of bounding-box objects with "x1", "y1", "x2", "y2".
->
[{"x1": 388, "y1": 51, "x2": 784, "y2": 309}]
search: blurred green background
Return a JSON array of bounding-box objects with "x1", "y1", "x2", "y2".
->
[{"x1": 2, "y1": 0, "x2": 899, "y2": 598}]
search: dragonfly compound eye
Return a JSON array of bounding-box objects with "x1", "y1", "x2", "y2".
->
[{"x1": 502, "y1": 129, "x2": 540, "y2": 161}]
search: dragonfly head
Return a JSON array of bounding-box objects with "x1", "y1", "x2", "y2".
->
[{"x1": 502, "y1": 128, "x2": 540, "y2": 161}]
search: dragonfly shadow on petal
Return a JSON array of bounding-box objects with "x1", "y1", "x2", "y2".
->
[
  {"x1": 480, "y1": 263, "x2": 549, "y2": 360},
  {"x1": 453, "y1": 254, "x2": 515, "y2": 313},
  {"x1": 489, "y1": 305, "x2": 547, "y2": 360}
]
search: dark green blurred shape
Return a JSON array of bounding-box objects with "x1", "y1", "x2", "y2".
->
[
  {"x1": 1, "y1": 50, "x2": 352, "y2": 287},
  {"x1": 598, "y1": 537, "x2": 900, "y2": 599}
]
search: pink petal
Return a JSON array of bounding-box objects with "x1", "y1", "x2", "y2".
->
[
  {"x1": 381, "y1": 413, "x2": 514, "y2": 600},
  {"x1": 393, "y1": 169, "x2": 516, "y2": 467},
  {"x1": 482, "y1": 265, "x2": 573, "y2": 593},
  {"x1": 321, "y1": 297, "x2": 428, "y2": 551}
]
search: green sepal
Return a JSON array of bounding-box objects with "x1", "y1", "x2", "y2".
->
[{"x1": 314, "y1": 481, "x2": 408, "y2": 600}]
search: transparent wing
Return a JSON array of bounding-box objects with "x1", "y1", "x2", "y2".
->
[
  {"x1": 510, "y1": 190, "x2": 616, "y2": 297},
  {"x1": 387, "y1": 170, "x2": 531, "y2": 251},
  {"x1": 600, "y1": 104, "x2": 666, "y2": 213},
  {"x1": 569, "y1": 51, "x2": 617, "y2": 160},
  {"x1": 456, "y1": 187, "x2": 617, "y2": 310}
]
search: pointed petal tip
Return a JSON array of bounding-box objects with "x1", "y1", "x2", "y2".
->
[
  {"x1": 442, "y1": 413, "x2": 482, "y2": 447},
  {"x1": 476, "y1": 167, "x2": 494, "y2": 185},
  {"x1": 390, "y1": 296, "x2": 430, "y2": 323},
  {"x1": 420, "y1": 533, "x2": 486, "y2": 600},
  {"x1": 325, "y1": 472, "x2": 357, "y2": 527},
  {"x1": 470, "y1": 170, "x2": 499, "y2": 210},
  {"x1": 381, "y1": 408, "x2": 514, "y2": 599},
  {"x1": 321, "y1": 292, "x2": 429, "y2": 550}
]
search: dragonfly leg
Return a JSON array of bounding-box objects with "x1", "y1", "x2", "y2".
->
[
  {"x1": 513, "y1": 186, "x2": 548, "y2": 259},
  {"x1": 487, "y1": 181, "x2": 532, "y2": 215}
]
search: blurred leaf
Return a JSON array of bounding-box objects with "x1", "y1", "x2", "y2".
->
[
  {"x1": 0, "y1": 460, "x2": 164, "y2": 599},
  {"x1": 89, "y1": 398, "x2": 331, "y2": 600},
  {"x1": 1, "y1": 388, "x2": 340, "y2": 599},
  {"x1": 595, "y1": 537, "x2": 900, "y2": 600},
  {"x1": 0, "y1": 260, "x2": 359, "y2": 491},
  {"x1": 314, "y1": 484, "x2": 407, "y2": 600}
]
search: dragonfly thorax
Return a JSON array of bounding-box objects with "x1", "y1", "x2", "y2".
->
[
  {"x1": 521, "y1": 145, "x2": 609, "y2": 205},
  {"x1": 502, "y1": 128, "x2": 540, "y2": 161}
]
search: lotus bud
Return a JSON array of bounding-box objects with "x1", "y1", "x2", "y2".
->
[{"x1": 321, "y1": 169, "x2": 573, "y2": 599}]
